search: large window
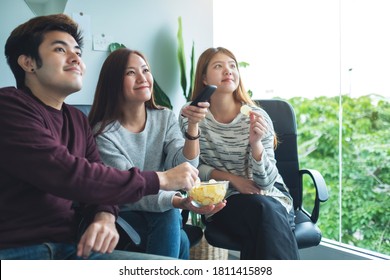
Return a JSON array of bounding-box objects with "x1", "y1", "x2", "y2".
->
[{"x1": 214, "y1": 0, "x2": 389, "y2": 256}]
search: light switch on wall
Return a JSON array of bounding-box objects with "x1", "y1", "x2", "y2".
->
[{"x1": 93, "y1": 34, "x2": 113, "y2": 51}]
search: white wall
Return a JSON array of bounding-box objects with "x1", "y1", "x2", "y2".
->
[{"x1": 0, "y1": 0, "x2": 213, "y2": 114}]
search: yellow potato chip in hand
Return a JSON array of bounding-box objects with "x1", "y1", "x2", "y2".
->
[{"x1": 240, "y1": 104, "x2": 252, "y2": 116}]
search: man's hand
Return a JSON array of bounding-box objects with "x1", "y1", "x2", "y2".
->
[
  {"x1": 157, "y1": 162, "x2": 199, "y2": 191},
  {"x1": 77, "y1": 212, "x2": 119, "y2": 259}
]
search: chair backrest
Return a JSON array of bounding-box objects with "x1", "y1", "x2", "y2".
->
[
  {"x1": 71, "y1": 104, "x2": 91, "y2": 116},
  {"x1": 255, "y1": 99, "x2": 301, "y2": 209}
]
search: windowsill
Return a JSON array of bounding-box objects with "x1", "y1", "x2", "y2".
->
[
  {"x1": 299, "y1": 238, "x2": 390, "y2": 260},
  {"x1": 228, "y1": 238, "x2": 390, "y2": 260}
]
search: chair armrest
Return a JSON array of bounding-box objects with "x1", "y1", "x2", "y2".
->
[
  {"x1": 299, "y1": 169, "x2": 329, "y2": 223},
  {"x1": 77, "y1": 216, "x2": 141, "y2": 246},
  {"x1": 116, "y1": 216, "x2": 141, "y2": 245}
]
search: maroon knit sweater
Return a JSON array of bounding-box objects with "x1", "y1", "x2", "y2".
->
[{"x1": 0, "y1": 87, "x2": 159, "y2": 249}]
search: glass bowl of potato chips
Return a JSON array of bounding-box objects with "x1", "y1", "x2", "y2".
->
[{"x1": 189, "y1": 180, "x2": 228, "y2": 207}]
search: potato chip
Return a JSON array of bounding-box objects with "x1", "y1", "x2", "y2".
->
[{"x1": 240, "y1": 104, "x2": 252, "y2": 116}]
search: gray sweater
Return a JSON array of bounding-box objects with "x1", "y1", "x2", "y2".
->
[{"x1": 95, "y1": 108, "x2": 199, "y2": 212}]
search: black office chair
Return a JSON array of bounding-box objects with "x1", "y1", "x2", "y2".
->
[{"x1": 202, "y1": 99, "x2": 329, "y2": 255}]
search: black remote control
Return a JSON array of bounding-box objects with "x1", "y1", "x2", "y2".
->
[{"x1": 190, "y1": 85, "x2": 217, "y2": 106}]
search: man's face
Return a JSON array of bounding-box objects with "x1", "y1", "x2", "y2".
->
[{"x1": 32, "y1": 30, "x2": 86, "y2": 97}]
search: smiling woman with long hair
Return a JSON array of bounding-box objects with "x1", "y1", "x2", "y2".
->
[{"x1": 180, "y1": 47, "x2": 299, "y2": 260}]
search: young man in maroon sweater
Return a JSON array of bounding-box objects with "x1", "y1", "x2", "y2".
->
[{"x1": 0, "y1": 14, "x2": 199, "y2": 260}]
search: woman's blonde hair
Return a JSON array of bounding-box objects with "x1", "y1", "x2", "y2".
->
[{"x1": 191, "y1": 47, "x2": 278, "y2": 148}]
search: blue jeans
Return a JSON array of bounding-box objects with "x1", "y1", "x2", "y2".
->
[
  {"x1": 119, "y1": 209, "x2": 190, "y2": 259},
  {"x1": 0, "y1": 243, "x2": 173, "y2": 260}
]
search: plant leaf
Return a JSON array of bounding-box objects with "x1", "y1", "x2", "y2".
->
[
  {"x1": 238, "y1": 61, "x2": 250, "y2": 68},
  {"x1": 177, "y1": 16, "x2": 187, "y2": 99},
  {"x1": 188, "y1": 41, "x2": 195, "y2": 102},
  {"x1": 109, "y1": 42, "x2": 126, "y2": 52},
  {"x1": 153, "y1": 79, "x2": 172, "y2": 109}
]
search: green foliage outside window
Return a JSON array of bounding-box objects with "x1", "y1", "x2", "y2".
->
[{"x1": 287, "y1": 95, "x2": 390, "y2": 255}]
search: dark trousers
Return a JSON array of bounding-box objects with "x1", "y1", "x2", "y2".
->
[{"x1": 207, "y1": 193, "x2": 300, "y2": 260}]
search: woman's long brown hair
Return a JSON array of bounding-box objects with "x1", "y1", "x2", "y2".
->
[
  {"x1": 191, "y1": 47, "x2": 255, "y2": 106},
  {"x1": 88, "y1": 48, "x2": 160, "y2": 136},
  {"x1": 191, "y1": 47, "x2": 278, "y2": 148}
]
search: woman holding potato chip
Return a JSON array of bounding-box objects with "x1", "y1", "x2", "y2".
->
[
  {"x1": 88, "y1": 48, "x2": 225, "y2": 259},
  {"x1": 179, "y1": 47, "x2": 299, "y2": 260}
]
